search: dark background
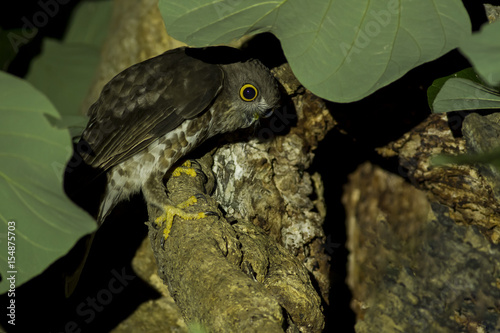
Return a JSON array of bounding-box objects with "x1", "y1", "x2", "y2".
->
[{"x1": 1, "y1": 1, "x2": 498, "y2": 332}]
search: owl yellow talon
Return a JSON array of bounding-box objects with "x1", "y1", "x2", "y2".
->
[
  {"x1": 154, "y1": 196, "x2": 208, "y2": 242},
  {"x1": 172, "y1": 161, "x2": 197, "y2": 177},
  {"x1": 177, "y1": 195, "x2": 198, "y2": 208}
]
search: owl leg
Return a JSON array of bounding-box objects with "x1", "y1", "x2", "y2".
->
[{"x1": 143, "y1": 167, "x2": 216, "y2": 245}]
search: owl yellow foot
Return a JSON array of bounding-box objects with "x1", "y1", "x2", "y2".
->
[
  {"x1": 154, "y1": 196, "x2": 208, "y2": 243},
  {"x1": 172, "y1": 160, "x2": 198, "y2": 177}
]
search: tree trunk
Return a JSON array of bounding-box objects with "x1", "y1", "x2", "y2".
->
[{"x1": 344, "y1": 113, "x2": 500, "y2": 332}]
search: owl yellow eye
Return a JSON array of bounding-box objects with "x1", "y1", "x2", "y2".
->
[{"x1": 239, "y1": 84, "x2": 258, "y2": 102}]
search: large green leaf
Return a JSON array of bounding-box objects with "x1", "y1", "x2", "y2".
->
[
  {"x1": 159, "y1": 0, "x2": 471, "y2": 102},
  {"x1": 432, "y1": 78, "x2": 500, "y2": 113},
  {"x1": 0, "y1": 72, "x2": 96, "y2": 294},
  {"x1": 64, "y1": 0, "x2": 113, "y2": 47},
  {"x1": 25, "y1": 39, "x2": 101, "y2": 116},
  {"x1": 460, "y1": 20, "x2": 500, "y2": 88},
  {"x1": 25, "y1": 1, "x2": 112, "y2": 117}
]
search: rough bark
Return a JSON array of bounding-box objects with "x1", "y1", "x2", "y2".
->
[
  {"x1": 146, "y1": 156, "x2": 285, "y2": 332},
  {"x1": 345, "y1": 113, "x2": 500, "y2": 332},
  {"x1": 378, "y1": 113, "x2": 500, "y2": 243},
  {"x1": 142, "y1": 154, "x2": 323, "y2": 332}
]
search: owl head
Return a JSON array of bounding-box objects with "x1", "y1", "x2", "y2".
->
[{"x1": 219, "y1": 59, "x2": 281, "y2": 129}]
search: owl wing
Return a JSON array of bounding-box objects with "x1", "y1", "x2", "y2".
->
[{"x1": 81, "y1": 47, "x2": 223, "y2": 170}]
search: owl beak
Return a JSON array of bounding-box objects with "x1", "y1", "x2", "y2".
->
[
  {"x1": 261, "y1": 108, "x2": 274, "y2": 118},
  {"x1": 252, "y1": 108, "x2": 273, "y2": 122}
]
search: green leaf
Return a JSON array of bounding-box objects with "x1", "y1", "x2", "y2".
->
[
  {"x1": 432, "y1": 78, "x2": 500, "y2": 113},
  {"x1": 25, "y1": 39, "x2": 101, "y2": 116},
  {"x1": 432, "y1": 146, "x2": 500, "y2": 172},
  {"x1": 427, "y1": 68, "x2": 482, "y2": 109},
  {"x1": 159, "y1": 0, "x2": 471, "y2": 102},
  {"x1": 460, "y1": 20, "x2": 500, "y2": 87},
  {"x1": 0, "y1": 28, "x2": 19, "y2": 71},
  {"x1": 25, "y1": 0, "x2": 112, "y2": 117},
  {"x1": 0, "y1": 72, "x2": 96, "y2": 294},
  {"x1": 64, "y1": 0, "x2": 113, "y2": 47}
]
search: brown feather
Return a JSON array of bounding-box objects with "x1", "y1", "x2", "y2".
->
[{"x1": 81, "y1": 47, "x2": 224, "y2": 170}]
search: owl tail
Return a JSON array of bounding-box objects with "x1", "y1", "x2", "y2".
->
[
  {"x1": 65, "y1": 179, "x2": 120, "y2": 296},
  {"x1": 64, "y1": 232, "x2": 95, "y2": 297},
  {"x1": 97, "y1": 197, "x2": 112, "y2": 224},
  {"x1": 96, "y1": 184, "x2": 122, "y2": 225}
]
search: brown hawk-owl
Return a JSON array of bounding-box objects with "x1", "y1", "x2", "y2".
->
[{"x1": 79, "y1": 46, "x2": 280, "y2": 235}]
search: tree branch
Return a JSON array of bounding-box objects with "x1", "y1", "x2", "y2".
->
[{"x1": 146, "y1": 153, "x2": 324, "y2": 332}]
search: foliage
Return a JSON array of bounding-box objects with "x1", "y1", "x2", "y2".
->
[
  {"x1": 25, "y1": 1, "x2": 112, "y2": 137},
  {"x1": 0, "y1": 1, "x2": 111, "y2": 293},
  {"x1": 429, "y1": 22, "x2": 500, "y2": 113},
  {"x1": 159, "y1": 0, "x2": 471, "y2": 103},
  {"x1": 0, "y1": 72, "x2": 96, "y2": 294},
  {"x1": 430, "y1": 20, "x2": 500, "y2": 168},
  {"x1": 431, "y1": 21, "x2": 500, "y2": 113}
]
